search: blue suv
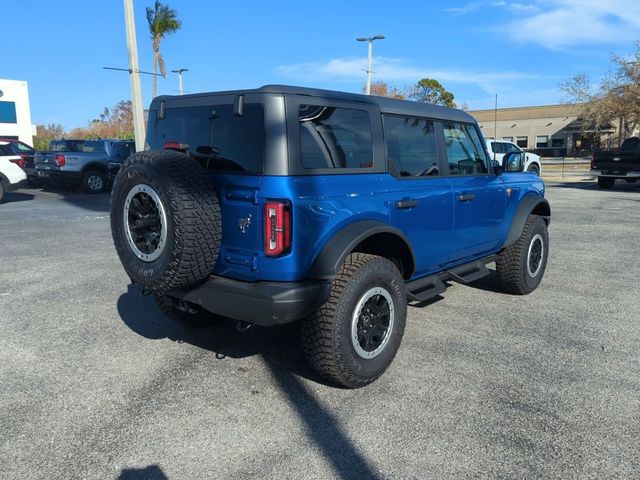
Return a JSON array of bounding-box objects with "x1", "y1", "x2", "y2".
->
[{"x1": 110, "y1": 85, "x2": 550, "y2": 388}]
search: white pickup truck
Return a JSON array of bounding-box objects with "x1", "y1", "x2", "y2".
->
[
  {"x1": 486, "y1": 140, "x2": 542, "y2": 175},
  {"x1": 0, "y1": 140, "x2": 28, "y2": 202}
]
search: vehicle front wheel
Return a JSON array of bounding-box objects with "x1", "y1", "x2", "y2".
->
[
  {"x1": 496, "y1": 215, "x2": 549, "y2": 295},
  {"x1": 155, "y1": 294, "x2": 225, "y2": 328},
  {"x1": 597, "y1": 177, "x2": 615, "y2": 189},
  {"x1": 527, "y1": 163, "x2": 540, "y2": 176},
  {"x1": 301, "y1": 253, "x2": 407, "y2": 388},
  {"x1": 82, "y1": 170, "x2": 106, "y2": 193}
]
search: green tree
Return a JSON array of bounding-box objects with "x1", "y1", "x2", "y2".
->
[
  {"x1": 561, "y1": 43, "x2": 640, "y2": 147},
  {"x1": 33, "y1": 124, "x2": 65, "y2": 151},
  {"x1": 146, "y1": 1, "x2": 182, "y2": 98},
  {"x1": 407, "y1": 78, "x2": 456, "y2": 107}
]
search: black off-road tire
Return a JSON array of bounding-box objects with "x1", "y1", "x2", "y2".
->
[
  {"x1": 597, "y1": 177, "x2": 615, "y2": 189},
  {"x1": 82, "y1": 170, "x2": 106, "y2": 193},
  {"x1": 301, "y1": 253, "x2": 407, "y2": 388},
  {"x1": 155, "y1": 294, "x2": 225, "y2": 328},
  {"x1": 496, "y1": 215, "x2": 549, "y2": 295},
  {"x1": 111, "y1": 150, "x2": 221, "y2": 294}
]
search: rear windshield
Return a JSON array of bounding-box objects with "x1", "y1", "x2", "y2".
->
[
  {"x1": 50, "y1": 140, "x2": 84, "y2": 152},
  {"x1": 110, "y1": 141, "x2": 135, "y2": 158},
  {"x1": 82, "y1": 141, "x2": 106, "y2": 153},
  {"x1": 147, "y1": 104, "x2": 265, "y2": 174},
  {"x1": 620, "y1": 138, "x2": 640, "y2": 154}
]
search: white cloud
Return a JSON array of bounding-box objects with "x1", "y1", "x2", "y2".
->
[
  {"x1": 498, "y1": 1, "x2": 640, "y2": 49},
  {"x1": 276, "y1": 56, "x2": 540, "y2": 94}
]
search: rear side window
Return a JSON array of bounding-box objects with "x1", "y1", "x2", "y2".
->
[
  {"x1": 491, "y1": 142, "x2": 504, "y2": 154},
  {"x1": 383, "y1": 115, "x2": 439, "y2": 177},
  {"x1": 50, "y1": 140, "x2": 84, "y2": 152},
  {"x1": 110, "y1": 142, "x2": 135, "y2": 158},
  {"x1": 82, "y1": 141, "x2": 106, "y2": 153},
  {"x1": 299, "y1": 105, "x2": 373, "y2": 169},
  {"x1": 0, "y1": 144, "x2": 12, "y2": 156},
  {"x1": 150, "y1": 104, "x2": 265, "y2": 173},
  {"x1": 442, "y1": 122, "x2": 490, "y2": 175}
]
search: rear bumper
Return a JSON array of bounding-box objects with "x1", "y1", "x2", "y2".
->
[
  {"x1": 6, "y1": 179, "x2": 27, "y2": 192},
  {"x1": 167, "y1": 276, "x2": 332, "y2": 326},
  {"x1": 591, "y1": 169, "x2": 640, "y2": 178},
  {"x1": 35, "y1": 169, "x2": 81, "y2": 182}
]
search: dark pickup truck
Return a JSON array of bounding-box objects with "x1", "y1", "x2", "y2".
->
[{"x1": 591, "y1": 137, "x2": 640, "y2": 189}]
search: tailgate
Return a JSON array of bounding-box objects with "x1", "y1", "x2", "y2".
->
[{"x1": 594, "y1": 153, "x2": 640, "y2": 172}]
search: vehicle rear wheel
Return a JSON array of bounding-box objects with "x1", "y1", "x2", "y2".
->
[
  {"x1": 155, "y1": 294, "x2": 225, "y2": 328},
  {"x1": 527, "y1": 163, "x2": 540, "y2": 176},
  {"x1": 110, "y1": 150, "x2": 221, "y2": 294},
  {"x1": 597, "y1": 177, "x2": 615, "y2": 189},
  {"x1": 0, "y1": 181, "x2": 5, "y2": 202},
  {"x1": 82, "y1": 170, "x2": 106, "y2": 193},
  {"x1": 301, "y1": 253, "x2": 407, "y2": 388},
  {"x1": 496, "y1": 215, "x2": 549, "y2": 295}
]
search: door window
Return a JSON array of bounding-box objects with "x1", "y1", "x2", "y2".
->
[
  {"x1": 383, "y1": 115, "x2": 439, "y2": 177},
  {"x1": 491, "y1": 142, "x2": 504, "y2": 154},
  {"x1": 442, "y1": 122, "x2": 490, "y2": 175}
]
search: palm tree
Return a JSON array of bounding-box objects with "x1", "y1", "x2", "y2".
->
[{"x1": 146, "y1": 1, "x2": 181, "y2": 98}]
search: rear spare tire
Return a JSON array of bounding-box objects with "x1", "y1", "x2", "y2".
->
[{"x1": 110, "y1": 150, "x2": 221, "y2": 294}]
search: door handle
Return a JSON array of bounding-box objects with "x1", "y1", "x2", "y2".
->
[
  {"x1": 395, "y1": 199, "x2": 418, "y2": 209},
  {"x1": 457, "y1": 193, "x2": 475, "y2": 202}
]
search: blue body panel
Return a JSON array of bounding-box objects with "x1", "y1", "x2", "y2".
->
[{"x1": 210, "y1": 171, "x2": 545, "y2": 284}]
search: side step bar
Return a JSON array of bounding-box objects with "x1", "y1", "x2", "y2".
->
[{"x1": 405, "y1": 255, "x2": 498, "y2": 303}]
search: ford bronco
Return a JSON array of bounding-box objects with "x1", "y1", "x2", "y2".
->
[{"x1": 110, "y1": 85, "x2": 551, "y2": 388}]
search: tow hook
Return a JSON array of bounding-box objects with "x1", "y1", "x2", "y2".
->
[{"x1": 236, "y1": 321, "x2": 252, "y2": 333}]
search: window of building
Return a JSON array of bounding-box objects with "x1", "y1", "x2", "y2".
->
[
  {"x1": 299, "y1": 105, "x2": 373, "y2": 169},
  {"x1": 150, "y1": 104, "x2": 265, "y2": 173},
  {"x1": 383, "y1": 115, "x2": 439, "y2": 177},
  {"x1": 442, "y1": 122, "x2": 490, "y2": 175},
  {"x1": 551, "y1": 137, "x2": 564, "y2": 148},
  {"x1": 501, "y1": 136, "x2": 513, "y2": 143},
  {"x1": 516, "y1": 136, "x2": 528, "y2": 148},
  {"x1": 536, "y1": 135, "x2": 549, "y2": 148},
  {"x1": 0, "y1": 101, "x2": 17, "y2": 124}
]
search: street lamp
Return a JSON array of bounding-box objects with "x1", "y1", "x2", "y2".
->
[
  {"x1": 171, "y1": 68, "x2": 189, "y2": 95},
  {"x1": 356, "y1": 35, "x2": 385, "y2": 95}
]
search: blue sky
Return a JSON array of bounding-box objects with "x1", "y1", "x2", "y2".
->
[{"x1": 4, "y1": 0, "x2": 640, "y2": 130}]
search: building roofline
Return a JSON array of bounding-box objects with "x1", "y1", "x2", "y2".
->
[{"x1": 468, "y1": 103, "x2": 584, "y2": 114}]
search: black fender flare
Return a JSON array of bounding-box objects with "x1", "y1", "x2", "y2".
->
[
  {"x1": 0, "y1": 171, "x2": 9, "y2": 185},
  {"x1": 503, "y1": 196, "x2": 551, "y2": 249},
  {"x1": 308, "y1": 220, "x2": 416, "y2": 280}
]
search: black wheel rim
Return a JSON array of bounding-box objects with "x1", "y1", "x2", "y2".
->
[
  {"x1": 123, "y1": 184, "x2": 167, "y2": 262},
  {"x1": 351, "y1": 287, "x2": 395, "y2": 359}
]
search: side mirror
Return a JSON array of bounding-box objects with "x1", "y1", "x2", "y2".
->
[{"x1": 503, "y1": 152, "x2": 525, "y2": 172}]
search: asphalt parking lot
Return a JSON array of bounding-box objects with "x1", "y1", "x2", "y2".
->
[{"x1": 1, "y1": 181, "x2": 639, "y2": 479}]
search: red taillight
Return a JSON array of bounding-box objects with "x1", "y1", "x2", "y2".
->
[
  {"x1": 9, "y1": 158, "x2": 27, "y2": 168},
  {"x1": 55, "y1": 154, "x2": 66, "y2": 167},
  {"x1": 163, "y1": 141, "x2": 189, "y2": 151},
  {"x1": 264, "y1": 201, "x2": 291, "y2": 257}
]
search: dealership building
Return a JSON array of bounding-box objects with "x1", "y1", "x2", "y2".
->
[
  {"x1": 0, "y1": 78, "x2": 36, "y2": 145},
  {"x1": 468, "y1": 103, "x2": 620, "y2": 157}
]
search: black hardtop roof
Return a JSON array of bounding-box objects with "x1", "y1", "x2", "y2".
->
[{"x1": 154, "y1": 84, "x2": 475, "y2": 123}]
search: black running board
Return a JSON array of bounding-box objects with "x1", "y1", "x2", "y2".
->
[{"x1": 405, "y1": 255, "x2": 497, "y2": 303}]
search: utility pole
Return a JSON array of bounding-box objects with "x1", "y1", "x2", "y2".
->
[
  {"x1": 171, "y1": 68, "x2": 189, "y2": 95},
  {"x1": 123, "y1": 0, "x2": 146, "y2": 152},
  {"x1": 356, "y1": 35, "x2": 385, "y2": 95}
]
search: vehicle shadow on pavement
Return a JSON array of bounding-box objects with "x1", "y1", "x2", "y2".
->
[
  {"x1": 547, "y1": 180, "x2": 640, "y2": 192},
  {"x1": 118, "y1": 464, "x2": 167, "y2": 479},
  {"x1": 117, "y1": 284, "x2": 384, "y2": 480},
  {"x1": 31, "y1": 186, "x2": 112, "y2": 212},
  {"x1": 1, "y1": 192, "x2": 35, "y2": 203}
]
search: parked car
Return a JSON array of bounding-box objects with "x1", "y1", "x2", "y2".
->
[
  {"x1": 591, "y1": 137, "x2": 640, "y2": 188},
  {"x1": 110, "y1": 85, "x2": 551, "y2": 388},
  {"x1": 0, "y1": 138, "x2": 39, "y2": 186},
  {"x1": 0, "y1": 140, "x2": 28, "y2": 202},
  {"x1": 486, "y1": 139, "x2": 542, "y2": 175},
  {"x1": 34, "y1": 139, "x2": 135, "y2": 193}
]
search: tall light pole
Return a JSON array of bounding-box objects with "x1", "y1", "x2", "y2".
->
[
  {"x1": 356, "y1": 35, "x2": 385, "y2": 95},
  {"x1": 123, "y1": 0, "x2": 146, "y2": 152},
  {"x1": 171, "y1": 68, "x2": 189, "y2": 95}
]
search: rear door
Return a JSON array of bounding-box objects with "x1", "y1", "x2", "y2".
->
[
  {"x1": 443, "y1": 122, "x2": 506, "y2": 262},
  {"x1": 147, "y1": 98, "x2": 266, "y2": 281},
  {"x1": 382, "y1": 114, "x2": 454, "y2": 277}
]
